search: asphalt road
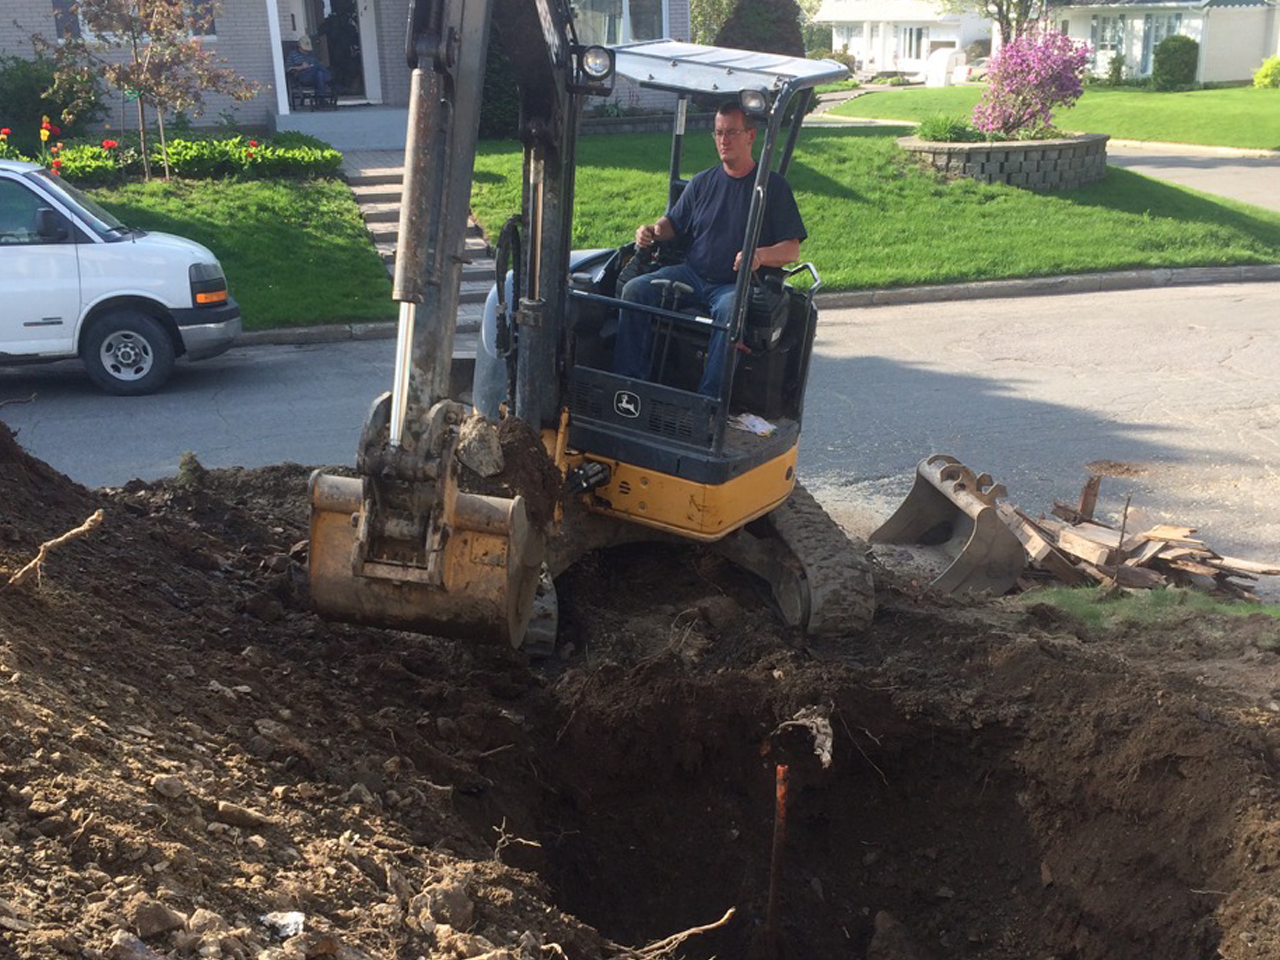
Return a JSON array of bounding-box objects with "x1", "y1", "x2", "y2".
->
[{"x1": 3, "y1": 281, "x2": 1279, "y2": 595}]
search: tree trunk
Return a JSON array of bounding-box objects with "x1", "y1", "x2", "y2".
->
[
  {"x1": 135, "y1": 98, "x2": 151, "y2": 181},
  {"x1": 156, "y1": 106, "x2": 170, "y2": 180}
]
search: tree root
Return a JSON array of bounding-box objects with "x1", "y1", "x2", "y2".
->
[
  {"x1": 609, "y1": 907, "x2": 736, "y2": 958},
  {"x1": 3, "y1": 509, "x2": 104, "y2": 590}
]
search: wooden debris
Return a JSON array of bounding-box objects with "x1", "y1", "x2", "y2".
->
[
  {"x1": 991, "y1": 475, "x2": 1278, "y2": 602},
  {"x1": 3, "y1": 510, "x2": 104, "y2": 591}
]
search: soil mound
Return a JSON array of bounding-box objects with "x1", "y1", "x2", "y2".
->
[{"x1": 2, "y1": 420, "x2": 1280, "y2": 960}]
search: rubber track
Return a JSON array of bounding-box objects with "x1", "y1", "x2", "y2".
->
[{"x1": 767, "y1": 483, "x2": 876, "y2": 636}]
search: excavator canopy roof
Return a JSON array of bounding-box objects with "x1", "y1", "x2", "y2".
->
[{"x1": 610, "y1": 40, "x2": 847, "y2": 98}]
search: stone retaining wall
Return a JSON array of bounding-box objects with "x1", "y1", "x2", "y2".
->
[{"x1": 898, "y1": 133, "x2": 1110, "y2": 191}]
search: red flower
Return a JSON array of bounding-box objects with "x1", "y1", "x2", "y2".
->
[
  {"x1": 246, "y1": 150, "x2": 256, "y2": 159},
  {"x1": 0, "y1": 128, "x2": 10, "y2": 137},
  {"x1": 51, "y1": 159, "x2": 62, "y2": 171},
  {"x1": 41, "y1": 120, "x2": 51, "y2": 131},
  {"x1": 248, "y1": 140, "x2": 259, "y2": 148},
  {"x1": 51, "y1": 125, "x2": 61, "y2": 136},
  {"x1": 102, "y1": 139, "x2": 119, "y2": 150},
  {"x1": 50, "y1": 145, "x2": 59, "y2": 155}
]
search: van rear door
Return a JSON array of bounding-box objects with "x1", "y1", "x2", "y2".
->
[{"x1": 0, "y1": 174, "x2": 80, "y2": 356}]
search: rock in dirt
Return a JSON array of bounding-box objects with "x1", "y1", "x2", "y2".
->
[
  {"x1": 866, "y1": 911, "x2": 935, "y2": 960},
  {"x1": 456, "y1": 416, "x2": 504, "y2": 478},
  {"x1": 419, "y1": 880, "x2": 474, "y2": 930},
  {"x1": 129, "y1": 897, "x2": 188, "y2": 939},
  {"x1": 25, "y1": 929, "x2": 78, "y2": 954},
  {"x1": 188, "y1": 908, "x2": 231, "y2": 934},
  {"x1": 150, "y1": 775, "x2": 186, "y2": 799},
  {"x1": 212, "y1": 800, "x2": 270, "y2": 828},
  {"x1": 433, "y1": 924, "x2": 494, "y2": 958},
  {"x1": 108, "y1": 931, "x2": 168, "y2": 960}
]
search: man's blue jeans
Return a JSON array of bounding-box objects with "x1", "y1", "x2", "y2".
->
[
  {"x1": 613, "y1": 262, "x2": 737, "y2": 397},
  {"x1": 297, "y1": 65, "x2": 332, "y2": 97}
]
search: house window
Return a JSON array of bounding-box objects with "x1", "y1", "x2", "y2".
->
[
  {"x1": 51, "y1": 0, "x2": 80, "y2": 39},
  {"x1": 191, "y1": 0, "x2": 218, "y2": 37},
  {"x1": 850, "y1": 23, "x2": 864, "y2": 38},
  {"x1": 575, "y1": 0, "x2": 666, "y2": 45},
  {"x1": 1092, "y1": 14, "x2": 1125, "y2": 52},
  {"x1": 1060, "y1": 19, "x2": 1069, "y2": 36},
  {"x1": 1150, "y1": 12, "x2": 1181, "y2": 45},
  {"x1": 52, "y1": 0, "x2": 216, "y2": 41},
  {"x1": 898, "y1": 26, "x2": 928, "y2": 60}
]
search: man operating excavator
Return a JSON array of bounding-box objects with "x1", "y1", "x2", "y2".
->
[{"x1": 612, "y1": 101, "x2": 808, "y2": 396}]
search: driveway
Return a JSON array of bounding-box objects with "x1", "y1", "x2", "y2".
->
[{"x1": 1107, "y1": 141, "x2": 1280, "y2": 215}]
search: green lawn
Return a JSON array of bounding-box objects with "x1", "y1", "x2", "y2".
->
[
  {"x1": 829, "y1": 86, "x2": 1280, "y2": 151},
  {"x1": 92, "y1": 179, "x2": 394, "y2": 330},
  {"x1": 473, "y1": 128, "x2": 1280, "y2": 292}
]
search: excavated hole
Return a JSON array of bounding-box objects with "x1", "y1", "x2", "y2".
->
[{"x1": 508, "y1": 672, "x2": 1231, "y2": 960}]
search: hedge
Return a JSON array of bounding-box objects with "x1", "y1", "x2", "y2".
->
[{"x1": 0, "y1": 132, "x2": 343, "y2": 184}]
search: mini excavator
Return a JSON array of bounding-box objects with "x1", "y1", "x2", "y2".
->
[{"x1": 308, "y1": 0, "x2": 881, "y2": 646}]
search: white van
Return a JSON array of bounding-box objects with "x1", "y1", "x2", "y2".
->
[{"x1": 0, "y1": 158, "x2": 241, "y2": 395}]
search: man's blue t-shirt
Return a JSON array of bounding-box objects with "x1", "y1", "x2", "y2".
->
[{"x1": 667, "y1": 164, "x2": 807, "y2": 285}]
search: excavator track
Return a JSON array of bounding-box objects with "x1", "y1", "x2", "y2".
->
[{"x1": 764, "y1": 482, "x2": 876, "y2": 636}]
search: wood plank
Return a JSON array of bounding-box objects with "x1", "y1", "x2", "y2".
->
[
  {"x1": 1137, "y1": 524, "x2": 1205, "y2": 547},
  {"x1": 1099, "y1": 564, "x2": 1168, "y2": 589},
  {"x1": 1124, "y1": 540, "x2": 1169, "y2": 567},
  {"x1": 1207, "y1": 556, "x2": 1280, "y2": 577},
  {"x1": 1077, "y1": 475, "x2": 1102, "y2": 521},
  {"x1": 1056, "y1": 528, "x2": 1114, "y2": 566},
  {"x1": 1167, "y1": 559, "x2": 1224, "y2": 578},
  {"x1": 998, "y1": 505, "x2": 1091, "y2": 585}
]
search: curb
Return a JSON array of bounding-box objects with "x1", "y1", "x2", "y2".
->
[{"x1": 233, "y1": 265, "x2": 1280, "y2": 348}]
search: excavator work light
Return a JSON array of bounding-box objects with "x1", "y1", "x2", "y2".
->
[
  {"x1": 581, "y1": 45, "x2": 614, "y2": 79},
  {"x1": 739, "y1": 88, "x2": 769, "y2": 116}
]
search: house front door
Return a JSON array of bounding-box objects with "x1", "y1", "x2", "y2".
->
[{"x1": 307, "y1": 0, "x2": 381, "y2": 103}]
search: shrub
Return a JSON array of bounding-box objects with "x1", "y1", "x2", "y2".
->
[
  {"x1": 916, "y1": 113, "x2": 979, "y2": 142},
  {"x1": 1254, "y1": 56, "x2": 1280, "y2": 89},
  {"x1": 480, "y1": 31, "x2": 520, "y2": 140},
  {"x1": 0, "y1": 55, "x2": 103, "y2": 156},
  {"x1": 971, "y1": 30, "x2": 1091, "y2": 139},
  {"x1": 1151, "y1": 35, "x2": 1198, "y2": 91},
  {"x1": 1107, "y1": 53, "x2": 1126, "y2": 86},
  {"x1": 54, "y1": 144, "x2": 123, "y2": 184}
]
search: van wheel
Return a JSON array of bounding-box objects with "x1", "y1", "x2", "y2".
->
[{"x1": 81, "y1": 310, "x2": 176, "y2": 396}]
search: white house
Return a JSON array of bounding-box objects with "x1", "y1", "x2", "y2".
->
[
  {"x1": 814, "y1": 0, "x2": 992, "y2": 74},
  {"x1": 1050, "y1": 0, "x2": 1278, "y2": 82}
]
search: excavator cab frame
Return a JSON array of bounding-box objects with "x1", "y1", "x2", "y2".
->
[{"x1": 310, "y1": 0, "x2": 877, "y2": 648}]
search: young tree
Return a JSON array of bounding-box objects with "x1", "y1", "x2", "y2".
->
[
  {"x1": 971, "y1": 29, "x2": 1090, "y2": 138},
  {"x1": 35, "y1": 0, "x2": 258, "y2": 179},
  {"x1": 939, "y1": 0, "x2": 1044, "y2": 46}
]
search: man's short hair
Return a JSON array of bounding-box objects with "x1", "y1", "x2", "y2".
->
[{"x1": 717, "y1": 101, "x2": 756, "y2": 132}]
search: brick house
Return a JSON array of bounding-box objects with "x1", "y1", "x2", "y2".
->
[{"x1": 0, "y1": 0, "x2": 689, "y2": 148}]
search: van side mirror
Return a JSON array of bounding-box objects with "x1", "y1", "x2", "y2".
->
[{"x1": 35, "y1": 207, "x2": 69, "y2": 242}]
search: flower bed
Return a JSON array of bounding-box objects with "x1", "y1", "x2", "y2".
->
[{"x1": 898, "y1": 133, "x2": 1109, "y2": 191}]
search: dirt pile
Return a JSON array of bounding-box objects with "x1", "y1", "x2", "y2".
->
[{"x1": 2, "y1": 419, "x2": 1280, "y2": 960}]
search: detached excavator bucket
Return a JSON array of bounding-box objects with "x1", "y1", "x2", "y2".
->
[
  {"x1": 309, "y1": 471, "x2": 543, "y2": 646},
  {"x1": 871, "y1": 455, "x2": 1024, "y2": 596}
]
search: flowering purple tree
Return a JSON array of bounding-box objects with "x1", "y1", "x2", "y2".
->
[{"x1": 971, "y1": 31, "x2": 1092, "y2": 139}]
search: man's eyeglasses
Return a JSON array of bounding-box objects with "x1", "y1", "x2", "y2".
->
[{"x1": 713, "y1": 129, "x2": 747, "y2": 140}]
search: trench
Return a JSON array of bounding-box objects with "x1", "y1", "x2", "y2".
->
[
  {"x1": 514, "y1": 665, "x2": 1234, "y2": 960},
  {"x1": 459, "y1": 545, "x2": 1260, "y2": 960}
]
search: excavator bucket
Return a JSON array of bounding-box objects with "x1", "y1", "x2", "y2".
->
[
  {"x1": 309, "y1": 471, "x2": 544, "y2": 646},
  {"x1": 870, "y1": 455, "x2": 1024, "y2": 596}
]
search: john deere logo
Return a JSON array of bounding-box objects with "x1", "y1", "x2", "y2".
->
[{"x1": 614, "y1": 390, "x2": 641, "y2": 418}]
